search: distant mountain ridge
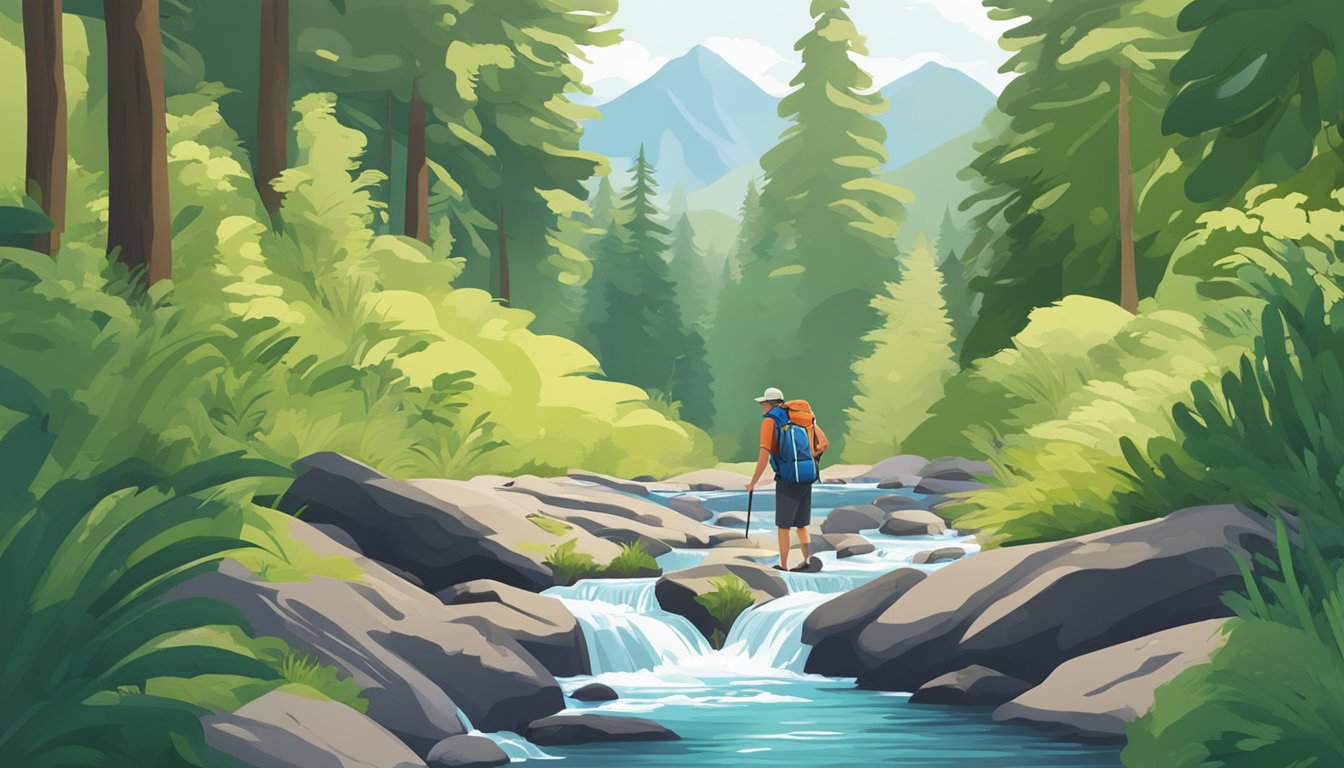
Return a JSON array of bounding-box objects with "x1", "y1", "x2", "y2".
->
[{"x1": 584, "y1": 47, "x2": 997, "y2": 212}]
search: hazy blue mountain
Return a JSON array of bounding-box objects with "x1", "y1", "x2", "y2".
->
[
  {"x1": 582, "y1": 46, "x2": 785, "y2": 191},
  {"x1": 879, "y1": 62, "x2": 996, "y2": 169}
]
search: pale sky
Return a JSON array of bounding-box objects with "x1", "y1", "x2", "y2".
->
[{"x1": 578, "y1": 0, "x2": 1014, "y2": 103}]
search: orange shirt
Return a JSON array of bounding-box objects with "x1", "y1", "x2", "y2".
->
[{"x1": 760, "y1": 418, "x2": 829, "y2": 456}]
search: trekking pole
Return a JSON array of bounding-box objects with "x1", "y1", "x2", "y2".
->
[{"x1": 745, "y1": 489, "x2": 753, "y2": 539}]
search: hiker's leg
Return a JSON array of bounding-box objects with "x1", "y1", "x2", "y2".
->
[
  {"x1": 796, "y1": 526, "x2": 811, "y2": 560},
  {"x1": 776, "y1": 527, "x2": 790, "y2": 569}
]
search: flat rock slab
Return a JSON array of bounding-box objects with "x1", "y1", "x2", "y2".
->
[
  {"x1": 436, "y1": 579, "x2": 590, "y2": 677},
  {"x1": 910, "y1": 665, "x2": 1032, "y2": 707},
  {"x1": 879, "y1": 509, "x2": 948, "y2": 536},
  {"x1": 831, "y1": 534, "x2": 875, "y2": 559},
  {"x1": 913, "y1": 546, "x2": 967, "y2": 565},
  {"x1": 667, "y1": 495, "x2": 714, "y2": 522},
  {"x1": 873, "y1": 494, "x2": 929, "y2": 513},
  {"x1": 655, "y1": 562, "x2": 787, "y2": 642},
  {"x1": 427, "y1": 734, "x2": 510, "y2": 768},
  {"x1": 915, "y1": 478, "x2": 990, "y2": 495},
  {"x1": 853, "y1": 505, "x2": 1272, "y2": 693},
  {"x1": 919, "y1": 457, "x2": 992, "y2": 481},
  {"x1": 855, "y1": 455, "x2": 928, "y2": 483},
  {"x1": 525, "y1": 714, "x2": 679, "y2": 745},
  {"x1": 172, "y1": 521, "x2": 564, "y2": 752},
  {"x1": 566, "y1": 470, "x2": 651, "y2": 496},
  {"x1": 819, "y1": 464, "x2": 873, "y2": 483},
  {"x1": 202, "y1": 689, "x2": 427, "y2": 768},
  {"x1": 802, "y1": 568, "x2": 928, "y2": 677},
  {"x1": 820, "y1": 505, "x2": 886, "y2": 534},
  {"x1": 994, "y1": 619, "x2": 1231, "y2": 741},
  {"x1": 665, "y1": 468, "x2": 766, "y2": 492}
]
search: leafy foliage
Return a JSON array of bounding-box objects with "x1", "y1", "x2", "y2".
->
[
  {"x1": 544, "y1": 539, "x2": 601, "y2": 586},
  {"x1": 605, "y1": 542, "x2": 659, "y2": 578},
  {"x1": 694, "y1": 575, "x2": 755, "y2": 650},
  {"x1": 843, "y1": 239, "x2": 958, "y2": 462}
]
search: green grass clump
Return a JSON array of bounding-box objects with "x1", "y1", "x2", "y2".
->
[
  {"x1": 605, "y1": 541, "x2": 659, "y2": 578},
  {"x1": 544, "y1": 539, "x2": 601, "y2": 586},
  {"x1": 527, "y1": 513, "x2": 573, "y2": 537},
  {"x1": 694, "y1": 575, "x2": 755, "y2": 649}
]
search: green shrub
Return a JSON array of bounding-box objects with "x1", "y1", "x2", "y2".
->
[
  {"x1": 694, "y1": 575, "x2": 755, "y2": 649},
  {"x1": 1124, "y1": 520, "x2": 1344, "y2": 767},
  {"x1": 0, "y1": 369, "x2": 283, "y2": 765},
  {"x1": 544, "y1": 539, "x2": 601, "y2": 586},
  {"x1": 605, "y1": 541, "x2": 659, "y2": 578}
]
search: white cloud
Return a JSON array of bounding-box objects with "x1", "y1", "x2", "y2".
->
[
  {"x1": 906, "y1": 0, "x2": 1010, "y2": 43},
  {"x1": 702, "y1": 36, "x2": 795, "y2": 96},
  {"x1": 575, "y1": 40, "x2": 670, "y2": 103}
]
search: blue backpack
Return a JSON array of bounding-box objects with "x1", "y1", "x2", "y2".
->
[{"x1": 765, "y1": 402, "x2": 820, "y2": 484}]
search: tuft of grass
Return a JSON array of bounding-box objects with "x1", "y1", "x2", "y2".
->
[
  {"x1": 527, "y1": 513, "x2": 573, "y2": 537},
  {"x1": 605, "y1": 541, "x2": 659, "y2": 578},
  {"x1": 694, "y1": 575, "x2": 755, "y2": 649},
  {"x1": 544, "y1": 539, "x2": 601, "y2": 586}
]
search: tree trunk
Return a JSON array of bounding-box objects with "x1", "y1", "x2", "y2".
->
[
  {"x1": 1118, "y1": 67, "x2": 1138, "y2": 314},
  {"x1": 23, "y1": 0, "x2": 67, "y2": 256},
  {"x1": 104, "y1": 0, "x2": 172, "y2": 286},
  {"x1": 497, "y1": 201, "x2": 511, "y2": 304},
  {"x1": 256, "y1": 0, "x2": 289, "y2": 219},
  {"x1": 404, "y1": 77, "x2": 428, "y2": 243}
]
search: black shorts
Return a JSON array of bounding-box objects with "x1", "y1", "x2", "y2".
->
[{"x1": 775, "y1": 480, "x2": 813, "y2": 529}]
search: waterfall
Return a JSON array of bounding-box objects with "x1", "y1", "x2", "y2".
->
[
  {"x1": 547, "y1": 579, "x2": 711, "y2": 675},
  {"x1": 715, "y1": 592, "x2": 834, "y2": 673}
]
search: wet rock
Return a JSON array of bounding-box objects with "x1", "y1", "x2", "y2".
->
[
  {"x1": 436, "y1": 579, "x2": 589, "y2": 677},
  {"x1": 873, "y1": 494, "x2": 929, "y2": 513},
  {"x1": 524, "y1": 714, "x2": 679, "y2": 745},
  {"x1": 820, "y1": 504, "x2": 886, "y2": 534},
  {"x1": 571, "y1": 683, "x2": 619, "y2": 702},
  {"x1": 655, "y1": 562, "x2": 787, "y2": 642},
  {"x1": 910, "y1": 665, "x2": 1032, "y2": 706},
  {"x1": 667, "y1": 495, "x2": 714, "y2": 522},
  {"x1": 202, "y1": 689, "x2": 427, "y2": 768},
  {"x1": 819, "y1": 464, "x2": 873, "y2": 483},
  {"x1": 913, "y1": 546, "x2": 966, "y2": 565},
  {"x1": 801, "y1": 568, "x2": 928, "y2": 677},
  {"x1": 831, "y1": 534, "x2": 875, "y2": 559},
  {"x1": 567, "y1": 470, "x2": 651, "y2": 496},
  {"x1": 914, "y1": 478, "x2": 989, "y2": 495},
  {"x1": 853, "y1": 506, "x2": 1273, "y2": 693},
  {"x1": 426, "y1": 735, "x2": 509, "y2": 768},
  {"x1": 878, "y1": 510, "x2": 948, "y2": 536},
  {"x1": 716, "y1": 512, "x2": 749, "y2": 529},
  {"x1": 279, "y1": 453, "x2": 561, "y2": 591},
  {"x1": 876, "y1": 476, "x2": 922, "y2": 490},
  {"x1": 171, "y1": 520, "x2": 564, "y2": 752},
  {"x1": 855, "y1": 455, "x2": 928, "y2": 484},
  {"x1": 919, "y1": 457, "x2": 992, "y2": 482},
  {"x1": 665, "y1": 468, "x2": 761, "y2": 492},
  {"x1": 994, "y1": 619, "x2": 1231, "y2": 741}
]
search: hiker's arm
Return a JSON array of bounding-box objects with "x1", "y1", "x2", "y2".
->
[{"x1": 747, "y1": 448, "x2": 770, "y2": 491}]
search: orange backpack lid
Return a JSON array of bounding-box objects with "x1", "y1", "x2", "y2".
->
[{"x1": 783, "y1": 399, "x2": 815, "y2": 427}]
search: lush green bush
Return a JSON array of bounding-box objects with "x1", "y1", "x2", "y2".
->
[
  {"x1": 914, "y1": 296, "x2": 1250, "y2": 546},
  {"x1": 544, "y1": 539, "x2": 601, "y2": 586},
  {"x1": 606, "y1": 541, "x2": 659, "y2": 578},
  {"x1": 694, "y1": 575, "x2": 755, "y2": 649}
]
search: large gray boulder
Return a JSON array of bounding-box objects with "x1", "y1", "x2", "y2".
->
[
  {"x1": 202, "y1": 689, "x2": 427, "y2": 768},
  {"x1": 667, "y1": 495, "x2": 714, "y2": 522},
  {"x1": 878, "y1": 509, "x2": 948, "y2": 536},
  {"x1": 499, "y1": 476, "x2": 722, "y2": 549},
  {"x1": 909, "y1": 665, "x2": 1032, "y2": 707},
  {"x1": 524, "y1": 714, "x2": 679, "y2": 745},
  {"x1": 820, "y1": 505, "x2": 886, "y2": 534},
  {"x1": 427, "y1": 735, "x2": 510, "y2": 768},
  {"x1": 994, "y1": 619, "x2": 1231, "y2": 741},
  {"x1": 855, "y1": 455, "x2": 928, "y2": 484},
  {"x1": 914, "y1": 478, "x2": 990, "y2": 495},
  {"x1": 913, "y1": 546, "x2": 967, "y2": 565},
  {"x1": 801, "y1": 568, "x2": 927, "y2": 676},
  {"x1": 437, "y1": 579, "x2": 589, "y2": 677},
  {"x1": 566, "y1": 469, "x2": 651, "y2": 496},
  {"x1": 832, "y1": 534, "x2": 875, "y2": 559},
  {"x1": 655, "y1": 562, "x2": 787, "y2": 642},
  {"x1": 873, "y1": 494, "x2": 929, "y2": 513},
  {"x1": 919, "y1": 457, "x2": 992, "y2": 481},
  {"x1": 279, "y1": 453, "x2": 558, "y2": 591},
  {"x1": 171, "y1": 521, "x2": 564, "y2": 752},
  {"x1": 853, "y1": 506, "x2": 1273, "y2": 692}
]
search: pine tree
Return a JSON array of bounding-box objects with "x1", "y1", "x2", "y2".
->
[
  {"x1": 709, "y1": 1, "x2": 907, "y2": 457},
  {"x1": 842, "y1": 239, "x2": 958, "y2": 462},
  {"x1": 667, "y1": 213, "x2": 711, "y2": 330},
  {"x1": 589, "y1": 175, "x2": 619, "y2": 232},
  {"x1": 584, "y1": 148, "x2": 714, "y2": 425},
  {"x1": 934, "y1": 207, "x2": 976, "y2": 354}
]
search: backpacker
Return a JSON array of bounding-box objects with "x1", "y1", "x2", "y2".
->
[{"x1": 765, "y1": 400, "x2": 821, "y2": 484}]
